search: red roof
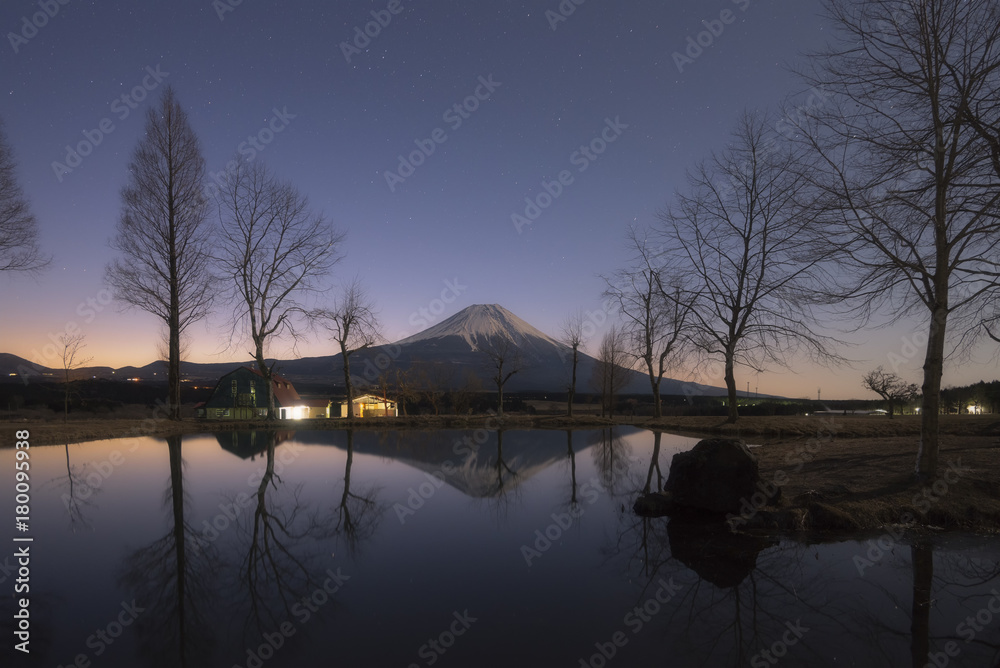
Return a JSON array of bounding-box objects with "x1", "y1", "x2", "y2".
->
[{"x1": 243, "y1": 366, "x2": 302, "y2": 406}]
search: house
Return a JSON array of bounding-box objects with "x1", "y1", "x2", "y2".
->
[
  {"x1": 201, "y1": 366, "x2": 322, "y2": 420},
  {"x1": 340, "y1": 393, "x2": 398, "y2": 418},
  {"x1": 302, "y1": 398, "x2": 333, "y2": 419}
]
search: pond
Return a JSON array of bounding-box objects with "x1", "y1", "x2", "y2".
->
[{"x1": 2, "y1": 427, "x2": 999, "y2": 667}]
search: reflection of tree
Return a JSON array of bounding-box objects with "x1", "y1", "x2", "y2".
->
[
  {"x1": 591, "y1": 428, "x2": 635, "y2": 497},
  {"x1": 855, "y1": 539, "x2": 1000, "y2": 666},
  {"x1": 603, "y1": 433, "x2": 856, "y2": 667},
  {"x1": 49, "y1": 442, "x2": 95, "y2": 531},
  {"x1": 643, "y1": 431, "x2": 664, "y2": 494},
  {"x1": 325, "y1": 430, "x2": 385, "y2": 558},
  {"x1": 485, "y1": 429, "x2": 521, "y2": 521},
  {"x1": 233, "y1": 433, "x2": 322, "y2": 636},
  {"x1": 564, "y1": 430, "x2": 579, "y2": 510},
  {"x1": 910, "y1": 541, "x2": 932, "y2": 668},
  {"x1": 119, "y1": 436, "x2": 218, "y2": 667}
]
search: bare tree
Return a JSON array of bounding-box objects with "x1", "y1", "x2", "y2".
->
[
  {"x1": 452, "y1": 368, "x2": 483, "y2": 415},
  {"x1": 591, "y1": 325, "x2": 630, "y2": 418},
  {"x1": 481, "y1": 336, "x2": 522, "y2": 418},
  {"x1": 862, "y1": 366, "x2": 919, "y2": 418},
  {"x1": 560, "y1": 311, "x2": 585, "y2": 417},
  {"x1": 216, "y1": 159, "x2": 343, "y2": 419},
  {"x1": 795, "y1": 0, "x2": 1000, "y2": 476},
  {"x1": 393, "y1": 367, "x2": 416, "y2": 416},
  {"x1": 656, "y1": 111, "x2": 840, "y2": 423},
  {"x1": 313, "y1": 278, "x2": 381, "y2": 418},
  {"x1": 410, "y1": 361, "x2": 453, "y2": 415},
  {"x1": 0, "y1": 117, "x2": 47, "y2": 273},
  {"x1": 605, "y1": 228, "x2": 693, "y2": 418},
  {"x1": 59, "y1": 333, "x2": 92, "y2": 419},
  {"x1": 106, "y1": 87, "x2": 214, "y2": 420}
]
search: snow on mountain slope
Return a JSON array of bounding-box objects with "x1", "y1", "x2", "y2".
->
[{"x1": 397, "y1": 304, "x2": 565, "y2": 352}]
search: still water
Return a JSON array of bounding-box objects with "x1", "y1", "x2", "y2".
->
[{"x1": 2, "y1": 427, "x2": 998, "y2": 667}]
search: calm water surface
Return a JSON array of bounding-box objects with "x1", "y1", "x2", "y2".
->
[{"x1": 2, "y1": 427, "x2": 998, "y2": 668}]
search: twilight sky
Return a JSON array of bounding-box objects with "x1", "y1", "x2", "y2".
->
[{"x1": 1, "y1": 0, "x2": 997, "y2": 400}]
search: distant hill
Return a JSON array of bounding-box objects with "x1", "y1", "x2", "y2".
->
[{"x1": 1, "y1": 304, "x2": 729, "y2": 397}]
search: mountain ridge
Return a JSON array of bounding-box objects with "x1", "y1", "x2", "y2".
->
[{"x1": 1, "y1": 304, "x2": 728, "y2": 396}]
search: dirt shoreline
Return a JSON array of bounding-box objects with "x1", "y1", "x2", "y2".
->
[{"x1": 5, "y1": 413, "x2": 1000, "y2": 535}]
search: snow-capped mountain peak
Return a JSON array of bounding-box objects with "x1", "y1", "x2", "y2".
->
[{"x1": 397, "y1": 304, "x2": 563, "y2": 351}]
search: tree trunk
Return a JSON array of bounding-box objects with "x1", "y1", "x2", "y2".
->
[
  {"x1": 168, "y1": 192, "x2": 181, "y2": 421},
  {"x1": 169, "y1": 319, "x2": 180, "y2": 420},
  {"x1": 917, "y1": 307, "x2": 947, "y2": 478},
  {"x1": 497, "y1": 383, "x2": 504, "y2": 419},
  {"x1": 255, "y1": 344, "x2": 276, "y2": 421},
  {"x1": 724, "y1": 354, "x2": 738, "y2": 423},
  {"x1": 63, "y1": 367, "x2": 69, "y2": 420},
  {"x1": 649, "y1": 364, "x2": 662, "y2": 418},
  {"x1": 342, "y1": 342, "x2": 354, "y2": 419},
  {"x1": 567, "y1": 347, "x2": 577, "y2": 417}
]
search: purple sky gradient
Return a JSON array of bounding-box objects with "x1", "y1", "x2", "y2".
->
[{"x1": 1, "y1": 0, "x2": 996, "y2": 399}]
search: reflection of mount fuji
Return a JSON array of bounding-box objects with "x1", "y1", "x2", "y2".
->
[{"x1": 287, "y1": 428, "x2": 631, "y2": 498}]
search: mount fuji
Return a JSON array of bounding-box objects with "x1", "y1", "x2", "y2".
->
[
  {"x1": 335, "y1": 303, "x2": 721, "y2": 395},
  {"x1": 2, "y1": 304, "x2": 726, "y2": 396}
]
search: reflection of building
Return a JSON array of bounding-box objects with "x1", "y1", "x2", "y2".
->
[
  {"x1": 215, "y1": 430, "x2": 295, "y2": 459},
  {"x1": 340, "y1": 394, "x2": 398, "y2": 418},
  {"x1": 199, "y1": 367, "x2": 329, "y2": 420}
]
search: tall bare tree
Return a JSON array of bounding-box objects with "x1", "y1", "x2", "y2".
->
[
  {"x1": 656, "y1": 111, "x2": 840, "y2": 423},
  {"x1": 592, "y1": 325, "x2": 630, "y2": 418},
  {"x1": 560, "y1": 312, "x2": 585, "y2": 417},
  {"x1": 313, "y1": 278, "x2": 381, "y2": 418},
  {"x1": 216, "y1": 159, "x2": 343, "y2": 419},
  {"x1": 0, "y1": 117, "x2": 47, "y2": 273},
  {"x1": 795, "y1": 0, "x2": 1000, "y2": 476},
  {"x1": 481, "y1": 336, "x2": 522, "y2": 418},
  {"x1": 862, "y1": 365, "x2": 919, "y2": 418},
  {"x1": 59, "y1": 333, "x2": 92, "y2": 419},
  {"x1": 106, "y1": 87, "x2": 214, "y2": 420},
  {"x1": 605, "y1": 228, "x2": 693, "y2": 418}
]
